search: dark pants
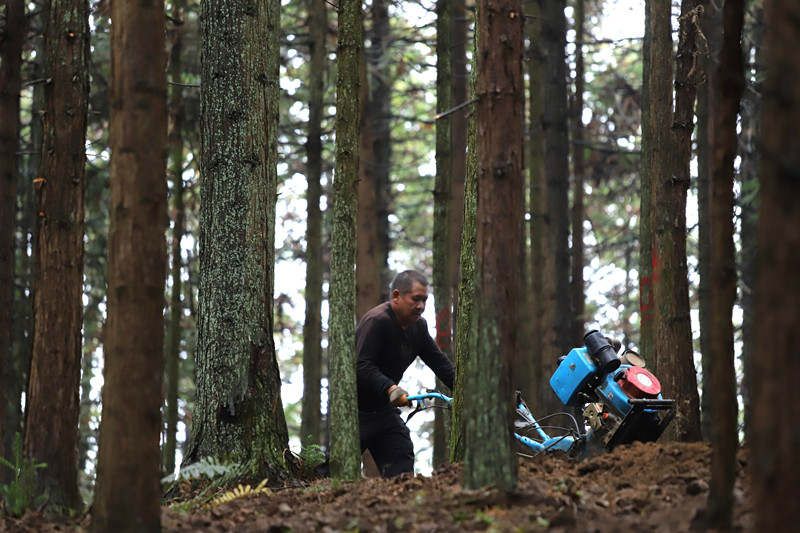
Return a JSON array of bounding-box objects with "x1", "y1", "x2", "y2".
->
[{"x1": 359, "y1": 407, "x2": 414, "y2": 477}]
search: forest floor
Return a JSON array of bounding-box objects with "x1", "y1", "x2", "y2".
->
[{"x1": 1, "y1": 441, "x2": 753, "y2": 532}]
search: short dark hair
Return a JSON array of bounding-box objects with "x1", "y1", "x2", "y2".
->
[{"x1": 390, "y1": 270, "x2": 428, "y2": 294}]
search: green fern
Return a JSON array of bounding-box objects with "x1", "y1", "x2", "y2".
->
[
  {"x1": 161, "y1": 456, "x2": 240, "y2": 485},
  {"x1": 0, "y1": 433, "x2": 47, "y2": 517}
]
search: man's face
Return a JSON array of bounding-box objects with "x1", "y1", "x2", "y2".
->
[{"x1": 391, "y1": 281, "x2": 428, "y2": 327}]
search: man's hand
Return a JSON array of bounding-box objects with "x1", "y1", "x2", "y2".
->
[{"x1": 387, "y1": 385, "x2": 411, "y2": 407}]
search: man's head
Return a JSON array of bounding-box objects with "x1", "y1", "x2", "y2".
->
[{"x1": 389, "y1": 270, "x2": 429, "y2": 328}]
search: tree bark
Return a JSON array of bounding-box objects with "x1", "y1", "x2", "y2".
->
[
  {"x1": 696, "y1": 0, "x2": 722, "y2": 443},
  {"x1": 463, "y1": 0, "x2": 522, "y2": 491},
  {"x1": 649, "y1": 0, "x2": 701, "y2": 442},
  {"x1": 432, "y1": 0, "x2": 454, "y2": 469},
  {"x1": 356, "y1": 0, "x2": 391, "y2": 320},
  {"x1": 92, "y1": 0, "x2": 166, "y2": 529},
  {"x1": 449, "y1": 0, "x2": 467, "y2": 324},
  {"x1": 23, "y1": 0, "x2": 89, "y2": 510},
  {"x1": 300, "y1": 0, "x2": 327, "y2": 451},
  {"x1": 0, "y1": 0, "x2": 25, "y2": 473},
  {"x1": 738, "y1": 1, "x2": 762, "y2": 444},
  {"x1": 187, "y1": 0, "x2": 289, "y2": 469},
  {"x1": 449, "y1": 10, "x2": 479, "y2": 463},
  {"x1": 706, "y1": 0, "x2": 744, "y2": 528},
  {"x1": 330, "y1": 0, "x2": 362, "y2": 481},
  {"x1": 163, "y1": 0, "x2": 186, "y2": 477},
  {"x1": 526, "y1": 0, "x2": 545, "y2": 405},
  {"x1": 752, "y1": 0, "x2": 800, "y2": 530},
  {"x1": 538, "y1": 0, "x2": 570, "y2": 414},
  {"x1": 639, "y1": 0, "x2": 654, "y2": 364},
  {"x1": 569, "y1": 0, "x2": 586, "y2": 346}
]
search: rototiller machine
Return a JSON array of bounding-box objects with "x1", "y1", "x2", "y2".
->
[{"x1": 407, "y1": 330, "x2": 675, "y2": 458}]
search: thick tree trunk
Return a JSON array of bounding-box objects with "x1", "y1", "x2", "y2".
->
[
  {"x1": 696, "y1": 0, "x2": 722, "y2": 443},
  {"x1": 300, "y1": 0, "x2": 327, "y2": 451},
  {"x1": 649, "y1": 0, "x2": 701, "y2": 442},
  {"x1": 92, "y1": 0, "x2": 166, "y2": 530},
  {"x1": 330, "y1": 0, "x2": 362, "y2": 481},
  {"x1": 187, "y1": 0, "x2": 289, "y2": 469},
  {"x1": 752, "y1": 1, "x2": 800, "y2": 530},
  {"x1": 163, "y1": 0, "x2": 186, "y2": 477},
  {"x1": 706, "y1": 0, "x2": 744, "y2": 528},
  {"x1": 0, "y1": 0, "x2": 25, "y2": 472},
  {"x1": 23, "y1": 0, "x2": 89, "y2": 510},
  {"x1": 463, "y1": 0, "x2": 522, "y2": 491},
  {"x1": 432, "y1": 0, "x2": 453, "y2": 469},
  {"x1": 569, "y1": 0, "x2": 586, "y2": 346},
  {"x1": 538, "y1": 0, "x2": 570, "y2": 414}
]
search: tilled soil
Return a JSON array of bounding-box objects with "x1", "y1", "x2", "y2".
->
[{"x1": 1, "y1": 441, "x2": 754, "y2": 532}]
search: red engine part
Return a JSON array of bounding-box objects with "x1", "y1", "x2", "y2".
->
[{"x1": 618, "y1": 367, "x2": 661, "y2": 399}]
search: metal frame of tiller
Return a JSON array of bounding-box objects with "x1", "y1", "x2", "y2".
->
[{"x1": 405, "y1": 331, "x2": 676, "y2": 458}]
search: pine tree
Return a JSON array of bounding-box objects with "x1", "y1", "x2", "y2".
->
[
  {"x1": 300, "y1": 0, "x2": 327, "y2": 451},
  {"x1": 163, "y1": 0, "x2": 187, "y2": 476},
  {"x1": 329, "y1": 0, "x2": 363, "y2": 481},
  {"x1": 0, "y1": 0, "x2": 25, "y2": 477},
  {"x1": 706, "y1": 0, "x2": 744, "y2": 527},
  {"x1": 432, "y1": 0, "x2": 454, "y2": 469},
  {"x1": 92, "y1": 0, "x2": 167, "y2": 529},
  {"x1": 463, "y1": 0, "x2": 522, "y2": 491},
  {"x1": 751, "y1": 1, "x2": 799, "y2": 531},
  {"x1": 23, "y1": 0, "x2": 89, "y2": 510},
  {"x1": 187, "y1": 0, "x2": 289, "y2": 469}
]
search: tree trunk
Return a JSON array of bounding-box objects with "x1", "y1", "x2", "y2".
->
[
  {"x1": 449, "y1": 12, "x2": 479, "y2": 463},
  {"x1": 432, "y1": 0, "x2": 453, "y2": 470},
  {"x1": 463, "y1": 0, "x2": 522, "y2": 491},
  {"x1": 752, "y1": 1, "x2": 800, "y2": 531},
  {"x1": 639, "y1": 0, "x2": 654, "y2": 362},
  {"x1": 449, "y1": 0, "x2": 467, "y2": 324},
  {"x1": 356, "y1": 0, "x2": 391, "y2": 320},
  {"x1": 0, "y1": 0, "x2": 25, "y2": 473},
  {"x1": 738, "y1": 1, "x2": 762, "y2": 444},
  {"x1": 92, "y1": 0, "x2": 166, "y2": 529},
  {"x1": 24, "y1": 0, "x2": 89, "y2": 510},
  {"x1": 300, "y1": 0, "x2": 327, "y2": 451},
  {"x1": 7, "y1": 11, "x2": 43, "y2": 478},
  {"x1": 696, "y1": 0, "x2": 722, "y2": 443},
  {"x1": 649, "y1": 0, "x2": 701, "y2": 442},
  {"x1": 538, "y1": 0, "x2": 570, "y2": 414},
  {"x1": 163, "y1": 0, "x2": 186, "y2": 477},
  {"x1": 569, "y1": 0, "x2": 586, "y2": 346},
  {"x1": 330, "y1": 0, "x2": 362, "y2": 481},
  {"x1": 526, "y1": 0, "x2": 545, "y2": 405},
  {"x1": 706, "y1": 0, "x2": 744, "y2": 528},
  {"x1": 186, "y1": 0, "x2": 289, "y2": 469}
]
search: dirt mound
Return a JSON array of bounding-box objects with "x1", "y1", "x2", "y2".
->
[{"x1": 1, "y1": 442, "x2": 754, "y2": 532}]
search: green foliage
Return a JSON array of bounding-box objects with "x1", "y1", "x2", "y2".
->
[
  {"x1": 161, "y1": 456, "x2": 241, "y2": 485},
  {"x1": 297, "y1": 443, "x2": 326, "y2": 476},
  {"x1": 0, "y1": 434, "x2": 47, "y2": 517}
]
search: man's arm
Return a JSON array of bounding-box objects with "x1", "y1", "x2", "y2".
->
[
  {"x1": 355, "y1": 317, "x2": 395, "y2": 397},
  {"x1": 416, "y1": 318, "x2": 455, "y2": 391}
]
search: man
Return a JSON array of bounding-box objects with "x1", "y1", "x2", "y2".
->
[{"x1": 356, "y1": 270, "x2": 455, "y2": 477}]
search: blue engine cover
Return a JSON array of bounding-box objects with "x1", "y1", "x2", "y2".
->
[{"x1": 550, "y1": 347, "x2": 597, "y2": 406}]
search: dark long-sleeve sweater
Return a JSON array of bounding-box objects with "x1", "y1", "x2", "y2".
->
[{"x1": 356, "y1": 302, "x2": 455, "y2": 411}]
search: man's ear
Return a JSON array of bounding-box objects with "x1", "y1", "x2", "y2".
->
[{"x1": 391, "y1": 289, "x2": 400, "y2": 300}]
